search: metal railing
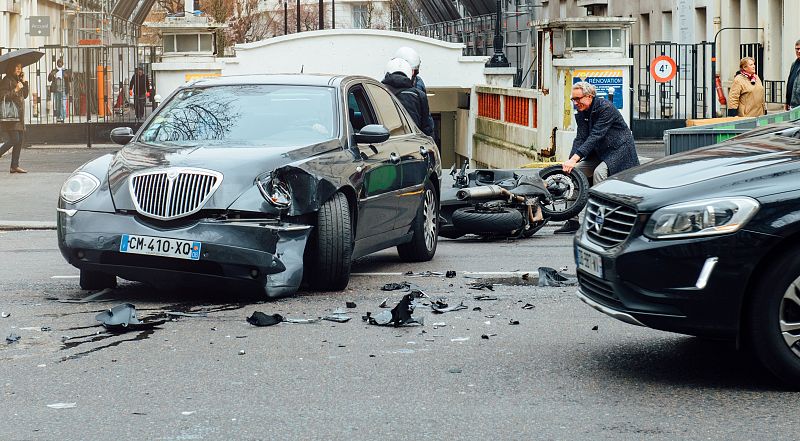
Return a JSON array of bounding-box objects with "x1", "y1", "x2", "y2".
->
[{"x1": 0, "y1": 45, "x2": 160, "y2": 125}]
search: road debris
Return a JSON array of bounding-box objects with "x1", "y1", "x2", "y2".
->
[
  {"x1": 521, "y1": 303, "x2": 535, "y2": 310},
  {"x1": 468, "y1": 282, "x2": 494, "y2": 291},
  {"x1": 474, "y1": 295, "x2": 498, "y2": 301},
  {"x1": 364, "y1": 293, "x2": 424, "y2": 327},
  {"x1": 509, "y1": 319, "x2": 520, "y2": 325},
  {"x1": 1, "y1": 311, "x2": 9, "y2": 318},
  {"x1": 450, "y1": 337, "x2": 469, "y2": 342},
  {"x1": 166, "y1": 311, "x2": 208, "y2": 318},
  {"x1": 538, "y1": 267, "x2": 578, "y2": 287},
  {"x1": 323, "y1": 309, "x2": 351, "y2": 323},
  {"x1": 381, "y1": 282, "x2": 411, "y2": 291},
  {"x1": 282, "y1": 317, "x2": 320, "y2": 324},
  {"x1": 431, "y1": 301, "x2": 468, "y2": 314},
  {"x1": 6, "y1": 333, "x2": 20, "y2": 343},
  {"x1": 592, "y1": 325, "x2": 598, "y2": 331},
  {"x1": 446, "y1": 270, "x2": 456, "y2": 278},
  {"x1": 404, "y1": 270, "x2": 443, "y2": 277},
  {"x1": 95, "y1": 303, "x2": 166, "y2": 333},
  {"x1": 246, "y1": 312, "x2": 283, "y2": 327},
  {"x1": 345, "y1": 301, "x2": 357, "y2": 308}
]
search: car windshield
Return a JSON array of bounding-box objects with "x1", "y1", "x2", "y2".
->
[{"x1": 138, "y1": 84, "x2": 337, "y2": 147}]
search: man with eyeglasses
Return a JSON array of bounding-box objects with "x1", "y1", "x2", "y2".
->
[
  {"x1": 554, "y1": 81, "x2": 639, "y2": 235},
  {"x1": 786, "y1": 39, "x2": 800, "y2": 111}
]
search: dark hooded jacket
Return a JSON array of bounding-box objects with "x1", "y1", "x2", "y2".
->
[{"x1": 381, "y1": 72, "x2": 434, "y2": 136}]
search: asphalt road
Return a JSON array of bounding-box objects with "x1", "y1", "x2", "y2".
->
[{"x1": 3, "y1": 145, "x2": 798, "y2": 440}]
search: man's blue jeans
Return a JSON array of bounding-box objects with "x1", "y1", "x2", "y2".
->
[{"x1": 54, "y1": 91, "x2": 66, "y2": 121}]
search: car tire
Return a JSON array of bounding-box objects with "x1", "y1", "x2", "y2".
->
[
  {"x1": 451, "y1": 207, "x2": 524, "y2": 233},
  {"x1": 308, "y1": 192, "x2": 353, "y2": 291},
  {"x1": 79, "y1": 270, "x2": 117, "y2": 290},
  {"x1": 397, "y1": 180, "x2": 439, "y2": 262},
  {"x1": 747, "y1": 251, "x2": 800, "y2": 386},
  {"x1": 539, "y1": 165, "x2": 589, "y2": 222}
]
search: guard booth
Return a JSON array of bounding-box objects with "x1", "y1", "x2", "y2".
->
[{"x1": 468, "y1": 17, "x2": 635, "y2": 168}]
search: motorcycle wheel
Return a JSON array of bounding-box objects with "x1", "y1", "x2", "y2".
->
[
  {"x1": 451, "y1": 207, "x2": 524, "y2": 234},
  {"x1": 539, "y1": 165, "x2": 589, "y2": 222}
]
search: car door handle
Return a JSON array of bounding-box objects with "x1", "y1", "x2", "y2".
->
[{"x1": 389, "y1": 152, "x2": 400, "y2": 164}]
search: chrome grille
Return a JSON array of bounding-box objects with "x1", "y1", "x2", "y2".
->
[
  {"x1": 585, "y1": 197, "x2": 637, "y2": 248},
  {"x1": 129, "y1": 168, "x2": 223, "y2": 220}
]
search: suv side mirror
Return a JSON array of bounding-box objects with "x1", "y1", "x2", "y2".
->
[
  {"x1": 354, "y1": 124, "x2": 390, "y2": 145},
  {"x1": 110, "y1": 127, "x2": 135, "y2": 145}
]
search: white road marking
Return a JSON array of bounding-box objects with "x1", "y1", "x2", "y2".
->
[
  {"x1": 51, "y1": 275, "x2": 79, "y2": 279},
  {"x1": 351, "y1": 271, "x2": 538, "y2": 277}
]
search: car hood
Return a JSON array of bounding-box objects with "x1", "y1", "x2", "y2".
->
[
  {"x1": 107, "y1": 140, "x2": 341, "y2": 211},
  {"x1": 594, "y1": 135, "x2": 800, "y2": 210}
]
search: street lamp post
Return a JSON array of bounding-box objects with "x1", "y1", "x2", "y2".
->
[
  {"x1": 319, "y1": 0, "x2": 323, "y2": 29},
  {"x1": 284, "y1": 1, "x2": 288, "y2": 35},
  {"x1": 486, "y1": 0, "x2": 510, "y2": 68},
  {"x1": 296, "y1": 0, "x2": 300, "y2": 33},
  {"x1": 332, "y1": 0, "x2": 335, "y2": 29}
]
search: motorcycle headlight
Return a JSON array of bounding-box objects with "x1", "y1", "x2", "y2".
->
[
  {"x1": 60, "y1": 171, "x2": 101, "y2": 203},
  {"x1": 256, "y1": 174, "x2": 291, "y2": 209},
  {"x1": 644, "y1": 197, "x2": 759, "y2": 239}
]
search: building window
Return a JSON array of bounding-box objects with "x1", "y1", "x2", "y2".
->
[
  {"x1": 163, "y1": 33, "x2": 215, "y2": 54},
  {"x1": 567, "y1": 29, "x2": 623, "y2": 50},
  {"x1": 353, "y1": 4, "x2": 368, "y2": 28}
]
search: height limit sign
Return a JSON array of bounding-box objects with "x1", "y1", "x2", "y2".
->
[{"x1": 650, "y1": 55, "x2": 677, "y2": 83}]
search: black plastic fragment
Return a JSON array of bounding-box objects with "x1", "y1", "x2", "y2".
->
[
  {"x1": 474, "y1": 295, "x2": 498, "y2": 301},
  {"x1": 381, "y1": 282, "x2": 410, "y2": 291},
  {"x1": 247, "y1": 311, "x2": 284, "y2": 327},
  {"x1": 537, "y1": 267, "x2": 578, "y2": 287},
  {"x1": 345, "y1": 302, "x2": 357, "y2": 309},
  {"x1": 95, "y1": 303, "x2": 166, "y2": 333},
  {"x1": 592, "y1": 325, "x2": 598, "y2": 331},
  {"x1": 521, "y1": 303, "x2": 535, "y2": 310},
  {"x1": 509, "y1": 319, "x2": 520, "y2": 325},
  {"x1": 446, "y1": 271, "x2": 456, "y2": 278},
  {"x1": 365, "y1": 293, "x2": 423, "y2": 327},
  {"x1": 432, "y1": 301, "x2": 468, "y2": 314},
  {"x1": 6, "y1": 333, "x2": 20, "y2": 343},
  {"x1": 472, "y1": 307, "x2": 482, "y2": 311},
  {"x1": 469, "y1": 282, "x2": 494, "y2": 291}
]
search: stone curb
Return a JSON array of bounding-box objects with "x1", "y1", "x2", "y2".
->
[{"x1": 0, "y1": 221, "x2": 57, "y2": 231}]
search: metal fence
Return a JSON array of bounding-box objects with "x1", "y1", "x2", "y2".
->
[
  {"x1": 0, "y1": 45, "x2": 160, "y2": 125},
  {"x1": 630, "y1": 42, "x2": 715, "y2": 122}
]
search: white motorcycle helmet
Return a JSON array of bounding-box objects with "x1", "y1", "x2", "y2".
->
[
  {"x1": 385, "y1": 57, "x2": 413, "y2": 79},
  {"x1": 394, "y1": 46, "x2": 421, "y2": 70}
]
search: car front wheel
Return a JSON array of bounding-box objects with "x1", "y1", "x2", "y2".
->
[
  {"x1": 397, "y1": 179, "x2": 438, "y2": 262},
  {"x1": 747, "y1": 252, "x2": 800, "y2": 387},
  {"x1": 308, "y1": 192, "x2": 353, "y2": 291}
]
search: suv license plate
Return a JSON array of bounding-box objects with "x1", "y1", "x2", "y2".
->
[
  {"x1": 577, "y1": 247, "x2": 603, "y2": 278},
  {"x1": 120, "y1": 234, "x2": 202, "y2": 261}
]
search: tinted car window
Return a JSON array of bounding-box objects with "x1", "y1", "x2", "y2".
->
[
  {"x1": 139, "y1": 85, "x2": 337, "y2": 147},
  {"x1": 366, "y1": 84, "x2": 409, "y2": 136},
  {"x1": 348, "y1": 86, "x2": 376, "y2": 131}
]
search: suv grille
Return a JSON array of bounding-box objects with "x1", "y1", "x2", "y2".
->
[
  {"x1": 129, "y1": 168, "x2": 223, "y2": 221},
  {"x1": 585, "y1": 197, "x2": 637, "y2": 248}
]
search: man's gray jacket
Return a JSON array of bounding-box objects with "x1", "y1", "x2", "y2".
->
[{"x1": 570, "y1": 97, "x2": 639, "y2": 176}]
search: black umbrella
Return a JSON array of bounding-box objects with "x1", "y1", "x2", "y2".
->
[{"x1": 0, "y1": 49, "x2": 44, "y2": 75}]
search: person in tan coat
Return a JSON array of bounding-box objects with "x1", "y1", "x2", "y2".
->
[{"x1": 728, "y1": 57, "x2": 766, "y2": 117}]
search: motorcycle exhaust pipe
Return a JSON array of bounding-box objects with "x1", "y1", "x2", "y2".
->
[{"x1": 456, "y1": 185, "x2": 505, "y2": 201}]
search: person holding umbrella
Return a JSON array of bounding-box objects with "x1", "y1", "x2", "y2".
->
[
  {"x1": 0, "y1": 62, "x2": 30, "y2": 173},
  {"x1": 0, "y1": 49, "x2": 42, "y2": 174}
]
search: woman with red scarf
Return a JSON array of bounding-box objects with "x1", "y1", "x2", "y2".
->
[{"x1": 728, "y1": 57, "x2": 766, "y2": 117}]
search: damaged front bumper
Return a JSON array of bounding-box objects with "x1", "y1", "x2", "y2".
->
[{"x1": 57, "y1": 209, "x2": 312, "y2": 297}]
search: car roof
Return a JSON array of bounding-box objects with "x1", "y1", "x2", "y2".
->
[{"x1": 186, "y1": 73, "x2": 373, "y2": 88}]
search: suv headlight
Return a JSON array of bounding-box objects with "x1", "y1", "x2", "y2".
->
[
  {"x1": 256, "y1": 174, "x2": 291, "y2": 209},
  {"x1": 644, "y1": 197, "x2": 759, "y2": 239},
  {"x1": 60, "y1": 171, "x2": 101, "y2": 203}
]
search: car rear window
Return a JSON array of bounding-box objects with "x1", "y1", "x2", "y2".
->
[{"x1": 138, "y1": 85, "x2": 338, "y2": 147}]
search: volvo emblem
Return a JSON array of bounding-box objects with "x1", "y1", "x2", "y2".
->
[{"x1": 594, "y1": 206, "x2": 605, "y2": 233}]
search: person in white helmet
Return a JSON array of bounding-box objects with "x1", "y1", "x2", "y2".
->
[
  {"x1": 381, "y1": 57, "x2": 434, "y2": 137},
  {"x1": 393, "y1": 46, "x2": 434, "y2": 137}
]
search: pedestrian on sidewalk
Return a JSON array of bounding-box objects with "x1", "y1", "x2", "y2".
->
[
  {"x1": 555, "y1": 81, "x2": 639, "y2": 235},
  {"x1": 728, "y1": 57, "x2": 766, "y2": 117},
  {"x1": 48, "y1": 58, "x2": 71, "y2": 123},
  {"x1": 129, "y1": 67, "x2": 153, "y2": 120},
  {"x1": 0, "y1": 62, "x2": 29, "y2": 174},
  {"x1": 786, "y1": 39, "x2": 800, "y2": 111}
]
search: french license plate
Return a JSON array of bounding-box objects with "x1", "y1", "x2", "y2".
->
[
  {"x1": 120, "y1": 234, "x2": 202, "y2": 261},
  {"x1": 576, "y1": 247, "x2": 603, "y2": 278}
]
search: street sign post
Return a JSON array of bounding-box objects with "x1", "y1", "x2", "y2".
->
[{"x1": 650, "y1": 55, "x2": 677, "y2": 83}]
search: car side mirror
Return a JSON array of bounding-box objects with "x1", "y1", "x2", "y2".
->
[
  {"x1": 110, "y1": 127, "x2": 135, "y2": 145},
  {"x1": 354, "y1": 124, "x2": 390, "y2": 145}
]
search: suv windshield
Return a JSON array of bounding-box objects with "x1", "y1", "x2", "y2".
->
[{"x1": 139, "y1": 84, "x2": 337, "y2": 147}]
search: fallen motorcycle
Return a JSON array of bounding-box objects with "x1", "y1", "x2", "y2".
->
[{"x1": 439, "y1": 162, "x2": 589, "y2": 239}]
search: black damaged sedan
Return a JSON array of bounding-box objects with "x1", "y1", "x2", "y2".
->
[
  {"x1": 573, "y1": 125, "x2": 800, "y2": 385},
  {"x1": 57, "y1": 74, "x2": 441, "y2": 297}
]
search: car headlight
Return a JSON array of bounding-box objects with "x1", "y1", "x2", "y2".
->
[
  {"x1": 60, "y1": 171, "x2": 101, "y2": 203},
  {"x1": 644, "y1": 197, "x2": 759, "y2": 239},
  {"x1": 256, "y1": 174, "x2": 291, "y2": 209}
]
